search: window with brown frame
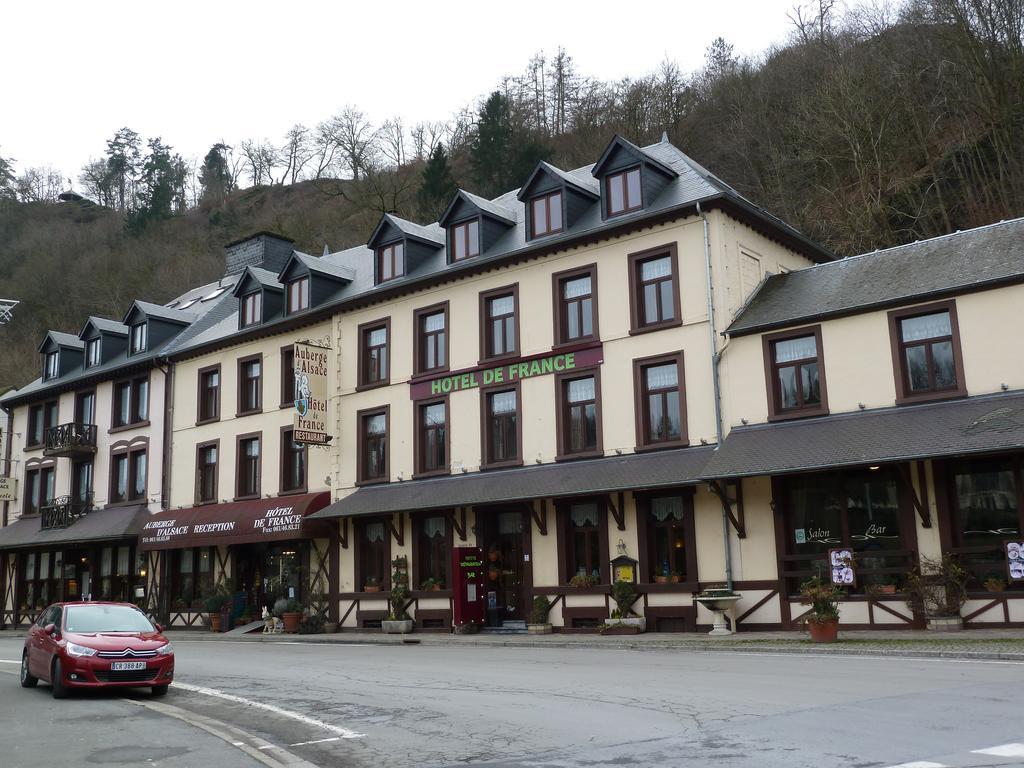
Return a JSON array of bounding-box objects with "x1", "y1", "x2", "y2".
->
[
  {"x1": 171, "y1": 547, "x2": 214, "y2": 607},
  {"x1": 197, "y1": 366, "x2": 220, "y2": 423},
  {"x1": 112, "y1": 376, "x2": 149, "y2": 428},
  {"x1": 414, "y1": 304, "x2": 448, "y2": 374},
  {"x1": 358, "y1": 321, "x2": 389, "y2": 388},
  {"x1": 280, "y1": 428, "x2": 307, "y2": 494},
  {"x1": 356, "y1": 519, "x2": 389, "y2": 591},
  {"x1": 238, "y1": 357, "x2": 262, "y2": 415},
  {"x1": 415, "y1": 515, "x2": 450, "y2": 589},
  {"x1": 480, "y1": 286, "x2": 518, "y2": 361},
  {"x1": 287, "y1": 277, "x2": 309, "y2": 314},
  {"x1": 357, "y1": 408, "x2": 388, "y2": 485},
  {"x1": 85, "y1": 338, "x2": 101, "y2": 368},
  {"x1": 634, "y1": 352, "x2": 687, "y2": 449},
  {"x1": 640, "y1": 494, "x2": 692, "y2": 583},
  {"x1": 110, "y1": 447, "x2": 147, "y2": 504},
  {"x1": 482, "y1": 386, "x2": 520, "y2": 468},
  {"x1": 75, "y1": 390, "x2": 96, "y2": 426},
  {"x1": 23, "y1": 465, "x2": 55, "y2": 516},
  {"x1": 280, "y1": 346, "x2": 295, "y2": 406},
  {"x1": 377, "y1": 242, "x2": 405, "y2": 282},
  {"x1": 888, "y1": 302, "x2": 966, "y2": 403},
  {"x1": 605, "y1": 166, "x2": 642, "y2": 216},
  {"x1": 562, "y1": 500, "x2": 607, "y2": 583},
  {"x1": 241, "y1": 291, "x2": 262, "y2": 327},
  {"x1": 557, "y1": 372, "x2": 601, "y2": 458},
  {"x1": 553, "y1": 265, "x2": 598, "y2": 346},
  {"x1": 763, "y1": 327, "x2": 828, "y2": 420},
  {"x1": 450, "y1": 219, "x2": 480, "y2": 261},
  {"x1": 530, "y1": 191, "x2": 563, "y2": 238},
  {"x1": 628, "y1": 245, "x2": 680, "y2": 332},
  {"x1": 43, "y1": 351, "x2": 59, "y2": 380},
  {"x1": 415, "y1": 399, "x2": 448, "y2": 477},
  {"x1": 72, "y1": 459, "x2": 93, "y2": 504},
  {"x1": 196, "y1": 442, "x2": 218, "y2": 504},
  {"x1": 236, "y1": 435, "x2": 261, "y2": 499},
  {"x1": 129, "y1": 322, "x2": 148, "y2": 355},
  {"x1": 27, "y1": 401, "x2": 58, "y2": 447}
]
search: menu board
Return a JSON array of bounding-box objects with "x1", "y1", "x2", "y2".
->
[
  {"x1": 1007, "y1": 541, "x2": 1024, "y2": 583},
  {"x1": 829, "y1": 548, "x2": 855, "y2": 586}
]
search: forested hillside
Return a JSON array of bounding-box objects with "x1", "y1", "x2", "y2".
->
[{"x1": 1, "y1": 0, "x2": 1022, "y2": 388}]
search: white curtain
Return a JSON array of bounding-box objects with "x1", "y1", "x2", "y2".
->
[
  {"x1": 641, "y1": 256, "x2": 671, "y2": 281},
  {"x1": 424, "y1": 516, "x2": 446, "y2": 539},
  {"x1": 900, "y1": 311, "x2": 951, "y2": 342},
  {"x1": 570, "y1": 503, "x2": 599, "y2": 527},
  {"x1": 563, "y1": 276, "x2": 591, "y2": 299},
  {"x1": 774, "y1": 336, "x2": 816, "y2": 363},
  {"x1": 651, "y1": 496, "x2": 684, "y2": 522},
  {"x1": 366, "y1": 522, "x2": 385, "y2": 543},
  {"x1": 645, "y1": 363, "x2": 678, "y2": 390}
]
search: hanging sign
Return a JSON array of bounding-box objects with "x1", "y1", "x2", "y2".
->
[
  {"x1": 1007, "y1": 541, "x2": 1024, "y2": 583},
  {"x1": 292, "y1": 341, "x2": 331, "y2": 445},
  {"x1": 0, "y1": 476, "x2": 15, "y2": 502},
  {"x1": 829, "y1": 548, "x2": 855, "y2": 586}
]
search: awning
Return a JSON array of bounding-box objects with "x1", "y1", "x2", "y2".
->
[
  {"x1": 702, "y1": 391, "x2": 1024, "y2": 479},
  {"x1": 138, "y1": 492, "x2": 331, "y2": 551},
  {"x1": 0, "y1": 504, "x2": 149, "y2": 552},
  {"x1": 309, "y1": 447, "x2": 714, "y2": 520}
]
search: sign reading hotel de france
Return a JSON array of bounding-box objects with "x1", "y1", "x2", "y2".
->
[
  {"x1": 292, "y1": 341, "x2": 331, "y2": 445},
  {"x1": 408, "y1": 345, "x2": 604, "y2": 400}
]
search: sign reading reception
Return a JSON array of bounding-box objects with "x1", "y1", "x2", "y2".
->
[
  {"x1": 409, "y1": 345, "x2": 604, "y2": 400},
  {"x1": 293, "y1": 341, "x2": 331, "y2": 445}
]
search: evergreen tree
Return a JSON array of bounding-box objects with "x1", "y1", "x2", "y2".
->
[
  {"x1": 0, "y1": 149, "x2": 16, "y2": 201},
  {"x1": 103, "y1": 127, "x2": 142, "y2": 212},
  {"x1": 470, "y1": 91, "x2": 549, "y2": 198},
  {"x1": 416, "y1": 144, "x2": 457, "y2": 220},
  {"x1": 132, "y1": 138, "x2": 185, "y2": 230},
  {"x1": 199, "y1": 143, "x2": 233, "y2": 206}
]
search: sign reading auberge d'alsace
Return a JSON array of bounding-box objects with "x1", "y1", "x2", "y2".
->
[
  {"x1": 292, "y1": 341, "x2": 331, "y2": 445},
  {"x1": 409, "y1": 344, "x2": 604, "y2": 400},
  {"x1": 0, "y1": 476, "x2": 15, "y2": 502}
]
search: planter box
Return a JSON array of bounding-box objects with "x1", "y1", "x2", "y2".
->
[
  {"x1": 382, "y1": 619, "x2": 414, "y2": 634},
  {"x1": 602, "y1": 617, "x2": 646, "y2": 635},
  {"x1": 527, "y1": 623, "x2": 552, "y2": 635},
  {"x1": 927, "y1": 616, "x2": 963, "y2": 632}
]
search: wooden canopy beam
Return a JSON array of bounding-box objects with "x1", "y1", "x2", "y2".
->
[
  {"x1": 607, "y1": 492, "x2": 626, "y2": 531},
  {"x1": 530, "y1": 500, "x2": 548, "y2": 536},
  {"x1": 709, "y1": 479, "x2": 746, "y2": 539},
  {"x1": 896, "y1": 463, "x2": 931, "y2": 528}
]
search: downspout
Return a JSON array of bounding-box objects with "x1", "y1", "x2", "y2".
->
[
  {"x1": 1, "y1": 402, "x2": 12, "y2": 528},
  {"x1": 158, "y1": 360, "x2": 173, "y2": 511},
  {"x1": 697, "y1": 201, "x2": 732, "y2": 591}
]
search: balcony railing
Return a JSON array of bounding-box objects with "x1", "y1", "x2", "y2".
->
[
  {"x1": 40, "y1": 494, "x2": 94, "y2": 530},
  {"x1": 43, "y1": 423, "x2": 97, "y2": 458}
]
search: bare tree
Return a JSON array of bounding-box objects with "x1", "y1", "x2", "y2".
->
[
  {"x1": 322, "y1": 106, "x2": 377, "y2": 180},
  {"x1": 378, "y1": 117, "x2": 407, "y2": 166},
  {"x1": 239, "y1": 139, "x2": 279, "y2": 186},
  {"x1": 280, "y1": 124, "x2": 316, "y2": 184},
  {"x1": 411, "y1": 120, "x2": 446, "y2": 160}
]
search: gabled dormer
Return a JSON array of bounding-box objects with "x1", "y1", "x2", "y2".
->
[
  {"x1": 517, "y1": 161, "x2": 599, "y2": 241},
  {"x1": 122, "y1": 300, "x2": 195, "y2": 354},
  {"x1": 367, "y1": 214, "x2": 444, "y2": 285},
  {"x1": 438, "y1": 190, "x2": 516, "y2": 263},
  {"x1": 277, "y1": 252, "x2": 355, "y2": 315},
  {"x1": 231, "y1": 266, "x2": 284, "y2": 328},
  {"x1": 591, "y1": 135, "x2": 678, "y2": 220},
  {"x1": 37, "y1": 331, "x2": 84, "y2": 381},
  {"x1": 78, "y1": 316, "x2": 129, "y2": 368}
]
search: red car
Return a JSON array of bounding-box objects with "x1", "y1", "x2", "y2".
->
[{"x1": 20, "y1": 601, "x2": 174, "y2": 699}]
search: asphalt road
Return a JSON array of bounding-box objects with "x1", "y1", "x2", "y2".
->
[{"x1": 1, "y1": 636, "x2": 1023, "y2": 768}]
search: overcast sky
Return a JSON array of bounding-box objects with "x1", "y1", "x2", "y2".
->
[{"x1": 2, "y1": 0, "x2": 804, "y2": 183}]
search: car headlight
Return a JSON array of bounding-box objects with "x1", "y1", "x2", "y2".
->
[
  {"x1": 155, "y1": 643, "x2": 173, "y2": 656},
  {"x1": 65, "y1": 642, "x2": 97, "y2": 657}
]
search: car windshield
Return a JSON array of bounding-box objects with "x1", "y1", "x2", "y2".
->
[{"x1": 64, "y1": 605, "x2": 155, "y2": 633}]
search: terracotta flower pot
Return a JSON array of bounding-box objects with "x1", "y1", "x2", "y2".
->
[
  {"x1": 431, "y1": 584, "x2": 442, "y2": 592},
  {"x1": 209, "y1": 613, "x2": 221, "y2": 633},
  {"x1": 669, "y1": 575, "x2": 681, "y2": 583},
  {"x1": 878, "y1": 584, "x2": 897, "y2": 595},
  {"x1": 364, "y1": 585, "x2": 380, "y2": 593},
  {"x1": 807, "y1": 619, "x2": 839, "y2": 643},
  {"x1": 282, "y1": 611, "x2": 302, "y2": 634},
  {"x1": 655, "y1": 576, "x2": 669, "y2": 584}
]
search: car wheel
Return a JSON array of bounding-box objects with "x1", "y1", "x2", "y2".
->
[
  {"x1": 51, "y1": 658, "x2": 69, "y2": 699},
  {"x1": 151, "y1": 685, "x2": 169, "y2": 698},
  {"x1": 20, "y1": 653, "x2": 38, "y2": 688}
]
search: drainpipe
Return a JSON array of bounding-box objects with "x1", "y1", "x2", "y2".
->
[
  {"x1": 697, "y1": 201, "x2": 733, "y2": 591},
  {"x1": 1, "y1": 401, "x2": 12, "y2": 528},
  {"x1": 157, "y1": 360, "x2": 173, "y2": 511}
]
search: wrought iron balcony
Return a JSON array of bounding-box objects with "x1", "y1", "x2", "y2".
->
[
  {"x1": 41, "y1": 494, "x2": 94, "y2": 530},
  {"x1": 43, "y1": 422, "x2": 97, "y2": 458}
]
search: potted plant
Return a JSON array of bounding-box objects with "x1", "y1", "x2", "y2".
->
[
  {"x1": 528, "y1": 595, "x2": 553, "y2": 634},
  {"x1": 383, "y1": 582, "x2": 413, "y2": 634},
  {"x1": 190, "y1": 598, "x2": 204, "y2": 613},
  {"x1": 203, "y1": 586, "x2": 231, "y2": 632},
  {"x1": 569, "y1": 573, "x2": 599, "y2": 588},
  {"x1": 420, "y1": 577, "x2": 444, "y2": 592},
  {"x1": 984, "y1": 577, "x2": 1007, "y2": 593},
  {"x1": 602, "y1": 581, "x2": 646, "y2": 634},
  {"x1": 669, "y1": 571, "x2": 683, "y2": 584},
  {"x1": 274, "y1": 597, "x2": 303, "y2": 634},
  {"x1": 905, "y1": 555, "x2": 970, "y2": 630},
  {"x1": 298, "y1": 613, "x2": 325, "y2": 634},
  {"x1": 364, "y1": 576, "x2": 381, "y2": 593},
  {"x1": 799, "y1": 576, "x2": 841, "y2": 642},
  {"x1": 171, "y1": 598, "x2": 187, "y2": 613}
]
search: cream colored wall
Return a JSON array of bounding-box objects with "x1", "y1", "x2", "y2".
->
[
  {"x1": 168, "y1": 322, "x2": 333, "y2": 509},
  {"x1": 721, "y1": 284, "x2": 1024, "y2": 431}
]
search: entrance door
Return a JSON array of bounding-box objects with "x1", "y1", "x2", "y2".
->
[
  {"x1": 235, "y1": 544, "x2": 302, "y2": 614},
  {"x1": 479, "y1": 508, "x2": 527, "y2": 623}
]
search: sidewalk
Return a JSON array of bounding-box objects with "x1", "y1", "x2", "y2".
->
[{"x1": 3, "y1": 626, "x2": 1022, "y2": 660}]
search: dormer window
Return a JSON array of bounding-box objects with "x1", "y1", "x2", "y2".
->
[
  {"x1": 606, "y1": 166, "x2": 642, "y2": 216},
  {"x1": 85, "y1": 338, "x2": 101, "y2": 368},
  {"x1": 378, "y1": 242, "x2": 405, "y2": 282},
  {"x1": 287, "y1": 277, "x2": 309, "y2": 314},
  {"x1": 530, "y1": 191, "x2": 563, "y2": 238},
  {"x1": 241, "y1": 292, "x2": 262, "y2": 327},
  {"x1": 450, "y1": 220, "x2": 480, "y2": 261},
  {"x1": 43, "y1": 352, "x2": 59, "y2": 380},
  {"x1": 129, "y1": 322, "x2": 147, "y2": 355}
]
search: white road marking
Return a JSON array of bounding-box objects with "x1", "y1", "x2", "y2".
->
[
  {"x1": 173, "y1": 681, "x2": 363, "y2": 739},
  {"x1": 289, "y1": 737, "x2": 341, "y2": 747},
  {"x1": 256, "y1": 745, "x2": 280, "y2": 751},
  {"x1": 885, "y1": 762, "x2": 947, "y2": 768},
  {"x1": 0, "y1": 659, "x2": 21, "y2": 664},
  {"x1": 972, "y1": 743, "x2": 1024, "y2": 757},
  {"x1": 0, "y1": 669, "x2": 17, "y2": 676}
]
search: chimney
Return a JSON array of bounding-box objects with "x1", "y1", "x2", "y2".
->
[{"x1": 223, "y1": 232, "x2": 295, "y2": 277}]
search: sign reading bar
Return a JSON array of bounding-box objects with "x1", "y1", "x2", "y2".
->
[
  {"x1": 0, "y1": 476, "x2": 15, "y2": 502},
  {"x1": 293, "y1": 341, "x2": 331, "y2": 445},
  {"x1": 410, "y1": 345, "x2": 604, "y2": 400}
]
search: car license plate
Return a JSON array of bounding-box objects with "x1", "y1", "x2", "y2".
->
[{"x1": 111, "y1": 661, "x2": 146, "y2": 671}]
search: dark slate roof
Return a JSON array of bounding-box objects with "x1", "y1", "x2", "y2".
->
[
  {"x1": 309, "y1": 447, "x2": 714, "y2": 519},
  {"x1": 459, "y1": 190, "x2": 518, "y2": 223},
  {"x1": 517, "y1": 161, "x2": 600, "y2": 201},
  {"x1": 291, "y1": 251, "x2": 355, "y2": 282},
  {"x1": 42, "y1": 331, "x2": 84, "y2": 349},
  {"x1": 592, "y1": 134, "x2": 677, "y2": 179},
  {"x1": 0, "y1": 504, "x2": 150, "y2": 551},
  {"x1": 702, "y1": 391, "x2": 1024, "y2": 479},
  {"x1": 128, "y1": 299, "x2": 198, "y2": 325},
  {"x1": 728, "y1": 217, "x2": 1024, "y2": 336},
  {"x1": 80, "y1": 316, "x2": 128, "y2": 338}
]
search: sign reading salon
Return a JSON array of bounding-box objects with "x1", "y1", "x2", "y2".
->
[{"x1": 293, "y1": 341, "x2": 330, "y2": 445}]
